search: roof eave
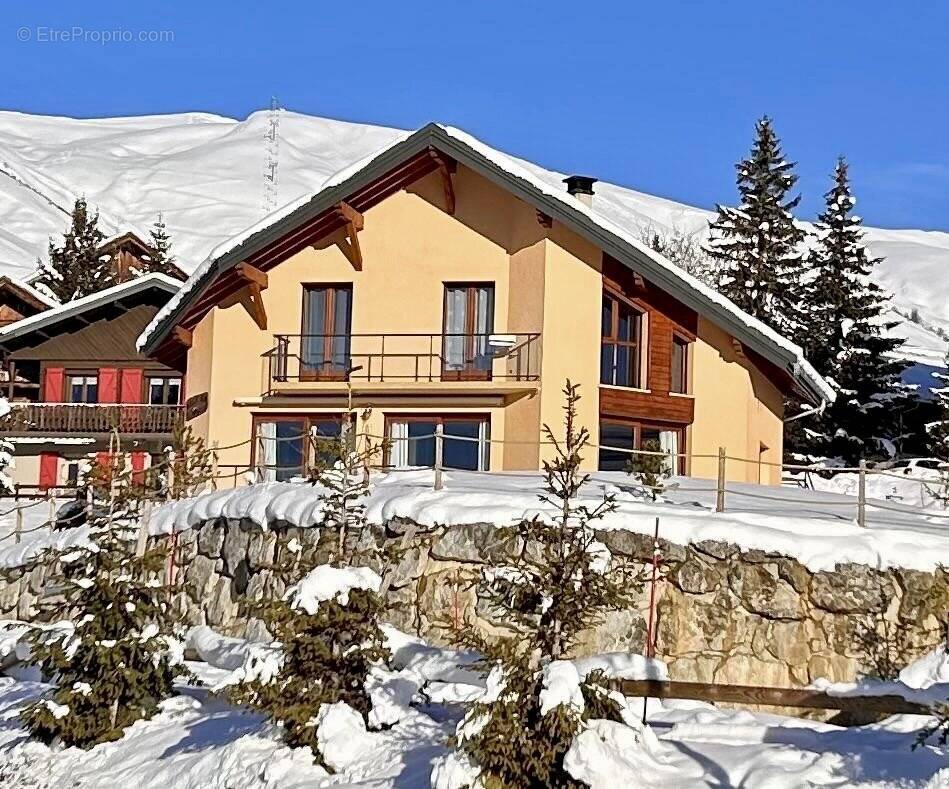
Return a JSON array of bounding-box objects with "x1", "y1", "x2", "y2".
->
[{"x1": 141, "y1": 124, "x2": 828, "y2": 402}]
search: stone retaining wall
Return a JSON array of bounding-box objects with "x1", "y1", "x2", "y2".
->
[{"x1": 2, "y1": 517, "x2": 946, "y2": 686}]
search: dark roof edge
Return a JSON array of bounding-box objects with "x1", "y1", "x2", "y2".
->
[{"x1": 142, "y1": 124, "x2": 827, "y2": 403}]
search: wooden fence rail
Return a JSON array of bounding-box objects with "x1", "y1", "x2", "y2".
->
[{"x1": 609, "y1": 679, "x2": 930, "y2": 716}]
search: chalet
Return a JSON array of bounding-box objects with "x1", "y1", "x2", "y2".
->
[
  {"x1": 0, "y1": 274, "x2": 184, "y2": 491},
  {"x1": 139, "y1": 124, "x2": 832, "y2": 484},
  {"x1": 0, "y1": 276, "x2": 55, "y2": 328},
  {"x1": 97, "y1": 231, "x2": 187, "y2": 283}
]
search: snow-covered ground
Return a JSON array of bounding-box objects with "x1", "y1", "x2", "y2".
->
[
  {"x1": 3, "y1": 468, "x2": 949, "y2": 574},
  {"x1": 0, "y1": 623, "x2": 946, "y2": 787},
  {"x1": 0, "y1": 110, "x2": 945, "y2": 363}
]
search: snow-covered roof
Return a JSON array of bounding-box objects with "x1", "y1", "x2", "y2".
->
[
  {"x1": 0, "y1": 276, "x2": 59, "y2": 310},
  {"x1": 138, "y1": 123, "x2": 833, "y2": 404},
  {"x1": 0, "y1": 273, "x2": 180, "y2": 344}
]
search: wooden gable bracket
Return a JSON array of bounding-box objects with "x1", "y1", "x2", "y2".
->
[
  {"x1": 632, "y1": 272, "x2": 646, "y2": 289},
  {"x1": 172, "y1": 325, "x2": 193, "y2": 349},
  {"x1": 235, "y1": 262, "x2": 269, "y2": 330},
  {"x1": 332, "y1": 201, "x2": 364, "y2": 270},
  {"x1": 731, "y1": 338, "x2": 746, "y2": 359},
  {"x1": 536, "y1": 210, "x2": 552, "y2": 228},
  {"x1": 428, "y1": 148, "x2": 457, "y2": 215}
]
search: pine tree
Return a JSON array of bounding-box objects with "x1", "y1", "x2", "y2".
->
[
  {"x1": 931, "y1": 358, "x2": 949, "y2": 463},
  {"x1": 706, "y1": 116, "x2": 807, "y2": 339},
  {"x1": 444, "y1": 382, "x2": 644, "y2": 787},
  {"x1": 144, "y1": 213, "x2": 178, "y2": 277},
  {"x1": 795, "y1": 159, "x2": 919, "y2": 464},
  {"x1": 641, "y1": 225, "x2": 717, "y2": 287},
  {"x1": 34, "y1": 198, "x2": 109, "y2": 302},
  {"x1": 626, "y1": 438, "x2": 671, "y2": 501},
  {"x1": 228, "y1": 405, "x2": 392, "y2": 769},
  {"x1": 20, "y1": 453, "x2": 181, "y2": 748},
  {"x1": 0, "y1": 396, "x2": 14, "y2": 494}
]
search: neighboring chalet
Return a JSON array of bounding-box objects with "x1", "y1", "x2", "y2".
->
[
  {"x1": 0, "y1": 274, "x2": 184, "y2": 491},
  {"x1": 97, "y1": 231, "x2": 187, "y2": 283},
  {"x1": 0, "y1": 277, "x2": 57, "y2": 401},
  {"x1": 139, "y1": 124, "x2": 832, "y2": 485}
]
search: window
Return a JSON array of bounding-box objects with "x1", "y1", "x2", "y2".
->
[
  {"x1": 301, "y1": 285, "x2": 353, "y2": 379},
  {"x1": 253, "y1": 415, "x2": 346, "y2": 482},
  {"x1": 68, "y1": 374, "x2": 98, "y2": 404},
  {"x1": 598, "y1": 419, "x2": 683, "y2": 475},
  {"x1": 443, "y1": 284, "x2": 495, "y2": 380},
  {"x1": 387, "y1": 415, "x2": 490, "y2": 471},
  {"x1": 601, "y1": 292, "x2": 644, "y2": 388},
  {"x1": 148, "y1": 376, "x2": 182, "y2": 405},
  {"x1": 671, "y1": 335, "x2": 689, "y2": 394}
]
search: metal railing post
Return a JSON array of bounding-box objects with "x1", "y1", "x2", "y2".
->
[
  {"x1": 434, "y1": 423, "x2": 444, "y2": 491},
  {"x1": 715, "y1": 447, "x2": 726, "y2": 513},
  {"x1": 857, "y1": 459, "x2": 867, "y2": 528}
]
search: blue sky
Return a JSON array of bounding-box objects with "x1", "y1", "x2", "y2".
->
[{"x1": 3, "y1": 1, "x2": 947, "y2": 229}]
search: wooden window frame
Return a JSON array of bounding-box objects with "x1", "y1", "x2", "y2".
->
[
  {"x1": 598, "y1": 417, "x2": 685, "y2": 475},
  {"x1": 66, "y1": 371, "x2": 99, "y2": 404},
  {"x1": 670, "y1": 332, "x2": 691, "y2": 395},
  {"x1": 601, "y1": 289, "x2": 647, "y2": 389},
  {"x1": 250, "y1": 413, "x2": 349, "y2": 476},
  {"x1": 383, "y1": 413, "x2": 491, "y2": 470},
  {"x1": 300, "y1": 283, "x2": 353, "y2": 382},
  {"x1": 441, "y1": 282, "x2": 495, "y2": 382},
  {"x1": 146, "y1": 374, "x2": 183, "y2": 405}
]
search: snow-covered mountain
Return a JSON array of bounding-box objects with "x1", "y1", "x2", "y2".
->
[{"x1": 0, "y1": 109, "x2": 944, "y2": 359}]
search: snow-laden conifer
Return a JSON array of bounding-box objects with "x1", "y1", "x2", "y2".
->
[
  {"x1": 20, "y1": 452, "x2": 182, "y2": 748},
  {"x1": 34, "y1": 198, "x2": 110, "y2": 302},
  {"x1": 792, "y1": 159, "x2": 920, "y2": 464},
  {"x1": 440, "y1": 382, "x2": 644, "y2": 787},
  {"x1": 0, "y1": 396, "x2": 14, "y2": 494},
  {"x1": 706, "y1": 116, "x2": 807, "y2": 339}
]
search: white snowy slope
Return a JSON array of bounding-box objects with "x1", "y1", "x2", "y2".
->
[{"x1": 0, "y1": 109, "x2": 944, "y2": 356}]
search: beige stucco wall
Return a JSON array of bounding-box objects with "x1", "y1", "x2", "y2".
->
[
  {"x1": 689, "y1": 317, "x2": 784, "y2": 484},
  {"x1": 182, "y1": 164, "x2": 787, "y2": 484},
  {"x1": 187, "y1": 166, "x2": 549, "y2": 476}
]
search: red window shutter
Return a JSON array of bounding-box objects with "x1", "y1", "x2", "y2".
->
[
  {"x1": 120, "y1": 369, "x2": 143, "y2": 404},
  {"x1": 39, "y1": 453, "x2": 59, "y2": 489},
  {"x1": 43, "y1": 367, "x2": 64, "y2": 402},
  {"x1": 131, "y1": 451, "x2": 147, "y2": 485},
  {"x1": 99, "y1": 368, "x2": 118, "y2": 403}
]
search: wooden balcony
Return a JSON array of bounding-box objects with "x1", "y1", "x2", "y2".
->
[
  {"x1": 2, "y1": 403, "x2": 184, "y2": 436},
  {"x1": 262, "y1": 333, "x2": 542, "y2": 396}
]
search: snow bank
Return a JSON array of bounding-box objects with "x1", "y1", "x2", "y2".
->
[
  {"x1": 288, "y1": 564, "x2": 382, "y2": 613},
  {"x1": 146, "y1": 471, "x2": 949, "y2": 573}
]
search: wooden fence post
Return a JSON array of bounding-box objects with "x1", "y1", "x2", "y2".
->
[
  {"x1": 48, "y1": 491, "x2": 56, "y2": 528},
  {"x1": 14, "y1": 506, "x2": 23, "y2": 544},
  {"x1": 715, "y1": 447, "x2": 726, "y2": 513},
  {"x1": 857, "y1": 459, "x2": 867, "y2": 528},
  {"x1": 434, "y1": 422, "x2": 444, "y2": 491},
  {"x1": 136, "y1": 499, "x2": 152, "y2": 557},
  {"x1": 210, "y1": 441, "x2": 219, "y2": 491}
]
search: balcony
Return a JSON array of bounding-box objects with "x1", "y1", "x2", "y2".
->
[
  {"x1": 3, "y1": 403, "x2": 185, "y2": 436},
  {"x1": 263, "y1": 333, "x2": 541, "y2": 395}
]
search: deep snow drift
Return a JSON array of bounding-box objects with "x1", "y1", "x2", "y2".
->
[
  {"x1": 0, "y1": 622, "x2": 946, "y2": 788},
  {"x1": 0, "y1": 110, "x2": 944, "y2": 360}
]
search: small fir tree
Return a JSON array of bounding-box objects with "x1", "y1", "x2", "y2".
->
[
  {"x1": 144, "y1": 213, "x2": 179, "y2": 277},
  {"x1": 706, "y1": 116, "x2": 807, "y2": 339},
  {"x1": 20, "y1": 452, "x2": 181, "y2": 748},
  {"x1": 447, "y1": 382, "x2": 644, "y2": 787},
  {"x1": 159, "y1": 423, "x2": 214, "y2": 500},
  {"x1": 228, "y1": 406, "x2": 392, "y2": 769},
  {"x1": 792, "y1": 159, "x2": 921, "y2": 464},
  {"x1": 626, "y1": 438, "x2": 672, "y2": 501},
  {"x1": 35, "y1": 197, "x2": 109, "y2": 302}
]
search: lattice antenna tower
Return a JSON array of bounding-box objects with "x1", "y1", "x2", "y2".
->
[{"x1": 263, "y1": 96, "x2": 281, "y2": 215}]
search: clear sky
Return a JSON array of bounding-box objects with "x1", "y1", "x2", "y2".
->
[{"x1": 3, "y1": 1, "x2": 947, "y2": 230}]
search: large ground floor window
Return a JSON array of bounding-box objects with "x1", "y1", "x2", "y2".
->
[
  {"x1": 598, "y1": 419, "x2": 685, "y2": 474},
  {"x1": 253, "y1": 414, "x2": 346, "y2": 482},
  {"x1": 386, "y1": 415, "x2": 490, "y2": 471}
]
